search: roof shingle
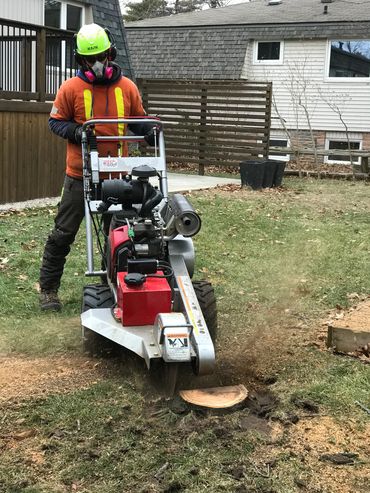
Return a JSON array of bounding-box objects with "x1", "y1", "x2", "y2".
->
[{"x1": 127, "y1": 0, "x2": 370, "y2": 28}]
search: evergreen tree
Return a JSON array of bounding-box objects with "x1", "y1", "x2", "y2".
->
[
  {"x1": 124, "y1": 0, "x2": 172, "y2": 22},
  {"x1": 123, "y1": 0, "x2": 231, "y2": 22},
  {"x1": 173, "y1": 0, "x2": 204, "y2": 14}
]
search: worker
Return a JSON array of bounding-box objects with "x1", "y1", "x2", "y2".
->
[{"x1": 39, "y1": 23, "x2": 157, "y2": 311}]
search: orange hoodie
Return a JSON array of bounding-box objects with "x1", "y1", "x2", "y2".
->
[{"x1": 50, "y1": 75, "x2": 146, "y2": 179}]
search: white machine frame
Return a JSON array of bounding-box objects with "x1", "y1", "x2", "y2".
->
[{"x1": 80, "y1": 118, "x2": 215, "y2": 376}]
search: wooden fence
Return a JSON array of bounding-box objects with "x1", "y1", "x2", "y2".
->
[
  {"x1": 0, "y1": 100, "x2": 65, "y2": 204},
  {"x1": 269, "y1": 146, "x2": 370, "y2": 172},
  {"x1": 0, "y1": 78, "x2": 272, "y2": 203},
  {"x1": 138, "y1": 79, "x2": 272, "y2": 175}
]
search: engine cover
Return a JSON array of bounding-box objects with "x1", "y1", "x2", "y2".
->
[
  {"x1": 117, "y1": 271, "x2": 172, "y2": 326},
  {"x1": 108, "y1": 226, "x2": 131, "y2": 280}
]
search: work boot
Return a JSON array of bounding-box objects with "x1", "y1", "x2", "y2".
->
[{"x1": 39, "y1": 289, "x2": 62, "y2": 312}]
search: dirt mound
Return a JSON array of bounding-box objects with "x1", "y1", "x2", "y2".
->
[
  {"x1": 0, "y1": 354, "x2": 110, "y2": 404},
  {"x1": 285, "y1": 416, "x2": 370, "y2": 493}
]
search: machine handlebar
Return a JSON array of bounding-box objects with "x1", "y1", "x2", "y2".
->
[{"x1": 82, "y1": 117, "x2": 162, "y2": 131}]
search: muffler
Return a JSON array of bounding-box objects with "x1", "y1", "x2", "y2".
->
[{"x1": 169, "y1": 193, "x2": 201, "y2": 237}]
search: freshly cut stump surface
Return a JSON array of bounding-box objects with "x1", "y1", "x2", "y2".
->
[{"x1": 179, "y1": 384, "x2": 248, "y2": 409}]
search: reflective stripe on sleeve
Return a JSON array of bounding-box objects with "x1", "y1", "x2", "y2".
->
[
  {"x1": 114, "y1": 87, "x2": 125, "y2": 136},
  {"x1": 83, "y1": 89, "x2": 93, "y2": 120}
]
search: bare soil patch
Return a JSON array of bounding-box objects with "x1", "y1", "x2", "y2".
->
[
  {"x1": 330, "y1": 297, "x2": 370, "y2": 331},
  {"x1": 272, "y1": 416, "x2": 370, "y2": 493},
  {"x1": 0, "y1": 354, "x2": 111, "y2": 404}
]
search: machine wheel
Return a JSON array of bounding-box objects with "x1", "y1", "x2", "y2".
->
[
  {"x1": 192, "y1": 280, "x2": 218, "y2": 343},
  {"x1": 81, "y1": 284, "x2": 115, "y2": 357}
]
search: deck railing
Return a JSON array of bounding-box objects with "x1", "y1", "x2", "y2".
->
[{"x1": 0, "y1": 17, "x2": 76, "y2": 102}]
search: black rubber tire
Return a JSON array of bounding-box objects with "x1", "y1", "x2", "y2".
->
[
  {"x1": 192, "y1": 280, "x2": 218, "y2": 343},
  {"x1": 81, "y1": 284, "x2": 115, "y2": 357}
]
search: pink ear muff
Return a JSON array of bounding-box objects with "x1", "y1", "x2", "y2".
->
[{"x1": 85, "y1": 70, "x2": 95, "y2": 82}]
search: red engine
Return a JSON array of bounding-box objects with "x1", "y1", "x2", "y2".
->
[
  {"x1": 116, "y1": 271, "x2": 172, "y2": 326},
  {"x1": 108, "y1": 224, "x2": 171, "y2": 326},
  {"x1": 108, "y1": 225, "x2": 131, "y2": 280}
]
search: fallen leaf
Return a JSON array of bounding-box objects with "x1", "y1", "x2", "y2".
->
[
  {"x1": 347, "y1": 292, "x2": 360, "y2": 300},
  {"x1": 13, "y1": 429, "x2": 37, "y2": 440}
]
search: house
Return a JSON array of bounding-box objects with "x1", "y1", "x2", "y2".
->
[
  {"x1": 0, "y1": 0, "x2": 133, "y2": 90},
  {"x1": 0, "y1": 0, "x2": 134, "y2": 203},
  {"x1": 126, "y1": 0, "x2": 370, "y2": 165}
]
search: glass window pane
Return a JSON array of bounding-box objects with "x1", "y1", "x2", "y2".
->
[
  {"x1": 329, "y1": 40, "x2": 370, "y2": 77},
  {"x1": 67, "y1": 5, "x2": 82, "y2": 31},
  {"x1": 269, "y1": 139, "x2": 289, "y2": 160},
  {"x1": 328, "y1": 140, "x2": 360, "y2": 163},
  {"x1": 45, "y1": 0, "x2": 61, "y2": 28},
  {"x1": 257, "y1": 42, "x2": 280, "y2": 61},
  {"x1": 270, "y1": 139, "x2": 287, "y2": 147}
]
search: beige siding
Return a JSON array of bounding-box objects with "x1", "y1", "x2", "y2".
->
[
  {"x1": 242, "y1": 39, "x2": 370, "y2": 133},
  {"x1": 0, "y1": 0, "x2": 43, "y2": 24}
]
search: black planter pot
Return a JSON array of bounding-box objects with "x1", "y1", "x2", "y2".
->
[
  {"x1": 240, "y1": 160, "x2": 265, "y2": 190},
  {"x1": 263, "y1": 160, "x2": 277, "y2": 188},
  {"x1": 271, "y1": 160, "x2": 286, "y2": 187}
]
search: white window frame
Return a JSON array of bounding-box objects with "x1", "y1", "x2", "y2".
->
[
  {"x1": 60, "y1": 1, "x2": 87, "y2": 75},
  {"x1": 325, "y1": 39, "x2": 370, "y2": 82},
  {"x1": 268, "y1": 134, "x2": 290, "y2": 162},
  {"x1": 44, "y1": 1, "x2": 91, "y2": 81},
  {"x1": 61, "y1": 1, "x2": 88, "y2": 30},
  {"x1": 325, "y1": 132, "x2": 362, "y2": 165},
  {"x1": 253, "y1": 40, "x2": 284, "y2": 65},
  {"x1": 44, "y1": 1, "x2": 88, "y2": 30}
]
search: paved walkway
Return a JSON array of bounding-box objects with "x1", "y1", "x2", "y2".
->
[
  {"x1": 167, "y1": 172, "x2": 240, "y2": 192},
  {"x1": 0, "y1": 173, "x2": 241, "y2": 211}
]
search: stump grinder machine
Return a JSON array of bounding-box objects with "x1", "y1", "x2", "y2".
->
[{"x1": 80, "y1": 118, "x2": 247, "y2": 405}]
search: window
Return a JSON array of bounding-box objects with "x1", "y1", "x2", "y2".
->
[
  {"x1": 67, "y1": 5, "x2": 82, "y2": 31},
  {"x1": 44, "y1": 1, "x2": 87, "y2": 88},
  {"x1": 325, "y1": 133, "x2": 362, "y2": 164},
  {"x1": 44, "y1": 1, "x2": 84, "y2": 30},
  {"x1": 268, "y1": 137, "x2": 290, "y2": 161},
  {"x1": 254, "y1": 41, "x2": 283, "y2": 64},
  {"x1": 328, "y1": 40, "x2": 370, "y2": 78},
  {"x1": 45, "y1": 0, "x2": 61, "y2": 28}
]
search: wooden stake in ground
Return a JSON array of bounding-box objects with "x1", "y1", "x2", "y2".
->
[{"x1": 327, "y1": 299, "x2": 370, "y2": 353}]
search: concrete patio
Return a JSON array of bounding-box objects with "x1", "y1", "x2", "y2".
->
[{"x1": 0, "y1": 173, "x2": 241, "y2": 211}]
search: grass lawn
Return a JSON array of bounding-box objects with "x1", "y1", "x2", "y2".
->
[{"x1": 0, "y1": 177, "x2": 369, "y2": 493}]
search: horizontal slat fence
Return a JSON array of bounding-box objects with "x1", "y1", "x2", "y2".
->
[
  {"x1": 0, "y1": 101, "x2": 65, "y2": 204},
  {"x1": 1, "y1": 79, "x2": 271, "y2": 203},
  {"x1": 138, "y1": 79, "x2": 272, "y2": 174}
]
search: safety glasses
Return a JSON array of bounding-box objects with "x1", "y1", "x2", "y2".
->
[{"x1": 84, "y1": 51, "x2": 108, "y2": 64}]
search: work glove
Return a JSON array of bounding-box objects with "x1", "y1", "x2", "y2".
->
[
  {"x1": 74, "y1": 125, "x2": 83, "y2": 145},
  {"x1": 66, "y1": 122, "x2": 84, "y2": 145},
  {"x1": 144, "y1": 124, "x2": 162, "y2": 147}
]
